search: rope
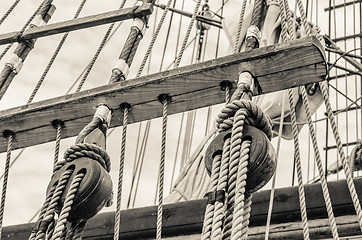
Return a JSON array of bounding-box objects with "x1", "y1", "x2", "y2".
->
[
  {"x1": 75, "y1": 0, "x2": 128, "y2": 92},
  {"x1": 34, "y1": 168, "x2": 73, "y2": 240},
  {"x1": 320, "y1": 80, "x2": 362, "y2": 231},
  {"x1": 114, "y1": 105, "x2": 130, "y2": 240},
  {"x1": 0, "y1": 132, "x2": 14, "y2": 240},
  {"x1": 233, "y1": 0, "x2": 247, "y2": 54},
  {"x1": 136, "y1": 0, "x2": 174, "y2": 77},
  {"x1": 279, "y1": 1, "x2": 310, "y2": 239},
  {"x1": 174, "y1": 0, "x2": 202, "y2": 68},
  {"x1": 156, "y1": 96, "x2": 170, "y2": 240},
  {"x1": 231, "y1": 140, "x2": 251, "y2": 240},
  {"x1": 52, "y1": 172, "x2": 85, "y2": 240},
  {"x1": 0, "y1": 0, "x2": 54, "y2": 101},
  {"x1": 53, "y1": 121, "x2": 63, "y2": 169},
  {"x1": 210, "y1": 138, "x2": 230, "y2": 240},
  {"x1": 201, "y1": 154, "x2": 222, "y2": 240},
  {"x1": 300, "y1": 86, "x2": 340, "y2": 239},
  {"x1": 27, "y1": 0, "x2": 88, "y2": 104},
  {"x1": 0, "y1": 0, "x2": 21, "y2": 26}
]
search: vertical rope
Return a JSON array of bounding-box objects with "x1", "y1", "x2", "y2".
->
[
  {"x1": 210, "y1": 138, "x2": 230, "y2": 240},
  {"x1": 0, "y1": 132, "x2": 14, "y2": 240},
  {"x1": 53, "y1": 121, "x2": 63, "y2": 169},
  {"x1": 201, "y1": 154, "x2": 222, "y2": 240},
  {"x1": 287, "y1": 89, "x2": 310, "y2": 240},
  {"x1": 222, "y1": 109, "x2": 247, "y2": 240},
  {"x1": 156, "y1": 95, "x2": 170, "y2": 240},
  {"x1": 114, "y1": 105, "x2": 130, "y2": 240}
]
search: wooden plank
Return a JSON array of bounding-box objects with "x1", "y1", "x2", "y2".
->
[
  {"x1": 3, "y1": 177, "x2": 362, "y2": 239},
  {"x1": 0, "y1": 36, "x2": 326, "y2": 153},
  {"x1": 0, "y1": 4, "x2": 153, "y2": 46}
]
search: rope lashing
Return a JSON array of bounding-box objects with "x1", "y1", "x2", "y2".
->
[
  {"x1": 0, "y1": 0, "x2": 56, "y2": 101},
  {"x1": 114, "y1": 103, "x2": 131, "y2": 240},
  {"x1": 245, "y1": 0, "x2": 267, "y2": 51},
  {"x1": 31, "y1": 105, "x2": 113, "y2": 240},
  {"x1": 0, "y1": 130, "x2": 14, "y2": 240}
]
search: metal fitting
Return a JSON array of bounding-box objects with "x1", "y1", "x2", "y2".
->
[
  {"x1": 6, "y1": 54, "x2": 23, "y2": 74},
  {"x1": 113, "y1": 59, "x2": 130, "y2": 79}
]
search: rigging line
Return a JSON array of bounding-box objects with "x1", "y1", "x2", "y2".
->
[
  {"x1": 131, "y1": 120, "x2": 151, "y2": 208},
  {"x1": 156, "y1": 96, "x2": 170, "y2": 240},
  {"x1": 136, "y1": 0, "x2": 174, "y2": 77},
  {"x1": 27, "y1": 0, "x2": 88, "y2": 104},
  {"x1": 65, "y1": 20, "x2": 124, "y2": 94},
  {"x1": 74, "y1": 0, "x2": 130, "y2": 93},
  {"x1": 159, "y1": 0, "x2": 177, "y2": 71},
  {"x1": 233, "y1": 0, "x2": 247, "y2": 54},
  {"x1": 0, "y1": 132, "x2": 14, "y2": 240},
  {"x1": 170, "y1": 113, "x2": 185, "y2": 193},
  {"x1": 325, "y1": 47, "x2": 362, "y2": 61},
  {"x1": 0, "y1": 0, "x2": 21, "y2": 26},
  {"x1": 328, "y1": 83, "x2": 358, "y2": 105},
  {"x1": 0, "y1": 148, "x2": 24, "y2": 180},
  {"x1": 265, "y1": 90, "x2": 286, "y2": 240},
  {"x1": 166, "y1": 34, "x2": 198, "y2": 70},
  {"x1": 214, "y1": 0, "x2": 225, "y2": 58},
  {"x1": 114, "y1": 105, "x2": 130, "y2": 240},
  {"x1": 174, "y1": 0, "x2": 202, "y2": 68},
  {"x1": 329, "y1": 63, "x2": 362, "y2": 77},
  {"x1": 280, "y1": 0, "x2": 310, "y2": 239},
  {"x1": 173, "y1": 0, "x2": 186, "y2": 69},
  {"x1": 326, "y1": 47, "x2": 362, "y2": 73}
]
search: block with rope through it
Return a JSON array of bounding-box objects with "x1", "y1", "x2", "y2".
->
[{"x1": 205, "y1": 124, "x2": 276, "y2": 194}]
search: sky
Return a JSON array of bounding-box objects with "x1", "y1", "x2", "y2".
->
[{"x1": 0, "y1": 0, "x2": 360, "y2": 228}]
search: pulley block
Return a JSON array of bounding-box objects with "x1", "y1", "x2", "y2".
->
[
  {"x1": 205, "y1": 125, "x2": 276, "y2": 194},
  {"x1": 47, "y1": 157, "x2": 113, "y2": 222},
  {"x1": 197, "y1": 5, "x2": 212, "y2": 30}
]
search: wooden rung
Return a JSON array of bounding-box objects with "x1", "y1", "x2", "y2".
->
[
  {"x1": 0, "y1": 4, "x2": 153, "y2": 46},
  {"x1": 0, "y1": 36, "x2": 326, "y2": 153},
  {"x1": 2, "y1": 177, "x2": 362, "y2": 239}
]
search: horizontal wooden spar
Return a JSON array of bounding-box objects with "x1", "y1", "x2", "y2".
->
[
  {"x1": 0, "y1": 4, "x2": 153, "y2": 46},
  {"x1": 3, "y1": 177, "x2": 362, "y2": 239},
  {"x1": 0, "y1": 36, "x2": 326, "y2": 153}
]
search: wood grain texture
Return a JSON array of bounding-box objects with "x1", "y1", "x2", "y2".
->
[
  {"x1": 2, "y1": 177, "x2": 362, "y2": 239},
  {"x1": 0, "y1": 4, "x2": 153, "y2": 46},
  {"x1": 0, "y1": 36, "x2": 326, "y2": 153}
]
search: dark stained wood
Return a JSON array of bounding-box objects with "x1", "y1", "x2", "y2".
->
[
  {"x1": 3, "y1": 177, "x2": 362, "y2": 239},
  {"x1": 0, "y1": 4, "x2": 153, "y2": 46},
  {"x1": 0, "y1": 36, "x2": 326, "y2": 153}
]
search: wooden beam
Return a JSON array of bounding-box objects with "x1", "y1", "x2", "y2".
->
[
  {"x1": 0, "y1": 4, "x2": 153, "y2": 46},
  {"x1": 0, "y1": 36, "x2": 326, "y2": 153},
  {"x1": 3, "y1": 177, "x2": 362, "y2": 239}
]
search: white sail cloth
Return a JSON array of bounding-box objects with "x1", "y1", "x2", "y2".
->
[{"x1": 165, "y1": 0, "x2": 324, "y2": 203}]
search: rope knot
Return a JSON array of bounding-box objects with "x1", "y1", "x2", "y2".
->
[
  {"x1": 63, "y1": 143, "x2": 111, "y2": 172},
  {"x1": 216, "y1": 99, "x2": 272, "y2": 139}
]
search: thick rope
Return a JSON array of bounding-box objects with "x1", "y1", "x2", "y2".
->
[
  {"x1": 156, "y1": 97, "x2": 169, "y2": 240},
  {"x1": 210, "y1": 138, "x2": 230, "y2": 240},
  {"x1": 201, "y1": 154, "x2": 222, "y2": 240},
  {"x1": 114, "y1": 106, "x2": 129, "y2": 240},
  {"x1": 27, "y1": 0, "x2": 88, "y2": 104},
  {"x1": 54, "y1": 123, "x2": 63, "y2": 168},
  {"x1": 0, "y1": 0, "x2": 21, "y2": 26},
  {"x1": 230, "y1": 139, "x2": 251, "y2": 240},
  {"x1": 222, "y1": 108, "x2": 247, "y2": 240},
  {"x1": 52, "y1": 172, "x2": 85, "y2": 240},
  {"x1": 136, "y1": 0, "x2": 174, "y2": 77},
  {"x1": 0, "y1": 133, "x2": 14, "y2": 240},
  {"x1": 34, "y1": 168, "x2": 73, "y2": 240}
]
